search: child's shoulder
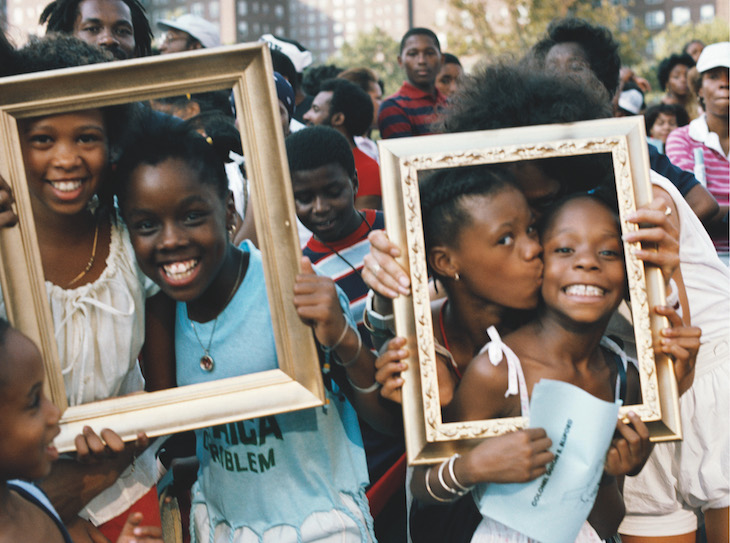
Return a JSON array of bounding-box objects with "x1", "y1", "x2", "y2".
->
[
  {"x1": 446, "y1": 329, "x2": 518, "y2": 421},
  {"x1": 2, "y1": 481, "x2": 69, "y2": 543}
]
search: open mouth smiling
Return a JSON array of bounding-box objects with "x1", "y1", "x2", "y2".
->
[
  {"x1": 563, "y1": 284, "x2": 606, "y2": 297},
  {"x1": 162, "y1": 259, "x2": 200, "y2": 282},
  {"x1": 49, "y1": 180, "x2": 83, "y2": 192}
]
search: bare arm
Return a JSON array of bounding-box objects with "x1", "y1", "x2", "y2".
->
[
  {"x1": 410, "y1": 429, "x2": 554, "y2": 504},
  {"x1": 293, "y1": 257, "x2": 400, "y2": 435},
  {"x1": 411, "y1": 353, "x2": 553, "y2": 504},
  {"x1": 39, "y1": 429, "x2": 146, "y2": 521},
  {"x1": 685, "y1": 183, "x2": 721, "y2": 224}
]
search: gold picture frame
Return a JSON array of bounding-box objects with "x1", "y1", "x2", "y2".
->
[
  {"x1": 378, "y1": 117, "x2": 682, "y2": 465},
  {"x1": 0, "y1": 43, "x2": 324, "y2": 452}
]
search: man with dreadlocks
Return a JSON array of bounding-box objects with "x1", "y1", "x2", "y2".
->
[{"x1": 39, "y1": 0, "x2": 152, "y2": 59}]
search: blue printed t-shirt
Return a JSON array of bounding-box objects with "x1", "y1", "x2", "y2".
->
[{"x1": 175, "y1": 241, "x2": 372, "y2": 540}]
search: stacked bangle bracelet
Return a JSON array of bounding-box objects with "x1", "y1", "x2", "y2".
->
[{"x1": 424, "y1": 453, "x2": 474, "y2": 503}]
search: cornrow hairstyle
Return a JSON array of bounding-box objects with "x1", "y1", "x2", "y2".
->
[
  {"x1": 39, "y1": 0, "x2": 152, "y2": 57},
  {"x1": 400, "y1": 27, "x2": 441, "y2": 54},
  {"x1": 337, "y1": 67, "x2": 379, "y2": 93},
  {"x1": 644, "y1": 103, "x2": 690, "y2": 135},
  {"x1": 530, "y1": 17, "x2": 620, "y2": 98},
  {"x1": 419, "y1": 165, "x2": 516, "y2": 278},
  {"x1": 115, "y1": 107, "x2": 229, "y2": 214},
  {"x1": 657, "y1": 53, "x2": 695, "y2": 92},
  {"x1": 319, "y1": 78, "x2": 373, "y2": 138},
  {"x1": 285, "y1": 125, "x2": 355, "y2": 179}
]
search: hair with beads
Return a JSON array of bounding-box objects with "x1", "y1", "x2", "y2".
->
[{"x1": 114, "y1": 107, "x2": 230, "y2": 211}]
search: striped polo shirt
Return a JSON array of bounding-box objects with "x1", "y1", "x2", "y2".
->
[
  {"x1": 377, "y1": 80, "x2": 446, "y2": 139},
  {"x1": 666, "y1": 115, "x2": 729, "y2": 252},
  {"x1": 302, "y1": 209, "x2": 384, "y2": 347}
]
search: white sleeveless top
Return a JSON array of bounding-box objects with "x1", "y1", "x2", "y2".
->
[{"x1": 469, "y1": 327, "x2": 628, "y2": 543}]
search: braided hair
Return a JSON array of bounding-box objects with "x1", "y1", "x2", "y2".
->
[
  {"x1": 419, "y1": 165, "x2": 516, "y2": 278},
  {"x1": 39, "y1": 0, "x2": 152, "y2": 57}
]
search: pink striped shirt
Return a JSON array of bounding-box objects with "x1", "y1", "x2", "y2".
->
[{"x1": 666, "y1": 116, "x2": 729, "y2": 251}]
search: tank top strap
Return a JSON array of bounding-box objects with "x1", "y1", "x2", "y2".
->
[{"x1": 478, "y1": 326, "x2": 530, "y2": 417}]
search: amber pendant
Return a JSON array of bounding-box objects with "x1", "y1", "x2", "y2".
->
[{"x1": 200, "y1": 355, "x2": 214, "y2": 372}]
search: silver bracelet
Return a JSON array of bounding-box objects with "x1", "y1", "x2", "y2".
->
[
  {"x1": 321, "y1": 320, "x2": 350, "y2": 353},
  {"x1": 424, "y1": 466, "x2": 452, "y2": 503},
  {"x1": 437, "y1": 458, "x2": 461, "y2": 495},
  {"x1": 346, "y1": 375, "x2": 382, "y2": 394},
  {"x1": 447, "y1": 454, "x2": 473, "y2": 493},
  {"x1": 363, "y1": 290, "x2": 395, "y2": 333},
  {"x1": 333, "y1": 325, "x2": 362, "y2": 368}
]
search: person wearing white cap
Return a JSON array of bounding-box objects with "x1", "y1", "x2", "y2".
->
[
  {"x1": 157, "y1": 14, "x2": 220, "y2": 54},
  {"x1": 260, "y1": 34, "x2": 314, "y2": 122},
  {"x1": 666, "y1": 41, "x2": 729, "y2": 263},
  {"x1": 616, "y1": 88, "x2": 644, "y2": 116}
]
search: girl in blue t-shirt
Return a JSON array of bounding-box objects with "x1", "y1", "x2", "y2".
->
[{"x1": 114, "y1": 109, "x2": 390, "y2": 542}]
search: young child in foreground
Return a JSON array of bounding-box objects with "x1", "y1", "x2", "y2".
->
[
  {"x1": 380, "y1": 193, "x2": 700, "y2": 542},
  {"x1": 0, "y1": 317, "x2": 162, "y2": 543},
  {"x1": 114, "y1": 110, "x2": 387, "y2": 542}
]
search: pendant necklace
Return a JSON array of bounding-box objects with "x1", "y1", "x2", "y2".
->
[
  {"x1": 317, "y1": 211, "x2": 373, "y2": 278},
  {"x1": 190, "y1": 250, "x2": 245, "y2": 372}
]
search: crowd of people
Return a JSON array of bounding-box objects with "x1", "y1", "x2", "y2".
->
[{"x1": 0, "y1": 2, "x2": 727, "y2": 543}]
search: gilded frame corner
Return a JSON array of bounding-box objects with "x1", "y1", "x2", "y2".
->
[
  {"x1": 378, "y1": 117, "x2": 682, "y2": 465},
  {"x1": 0, "y1": 44, "x2": 324, "y2": 452}
]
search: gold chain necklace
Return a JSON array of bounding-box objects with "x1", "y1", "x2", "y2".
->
[
  {"x1": 190, "y1": 249, "x2": 245, "y2": 372},
  {"x1": 67, "y1": 220, "x2": 100, "y2": 287}
]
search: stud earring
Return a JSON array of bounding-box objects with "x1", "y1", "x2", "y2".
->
[{"x1": 454, "y1": 272, "x2": 460, "y2": 281}]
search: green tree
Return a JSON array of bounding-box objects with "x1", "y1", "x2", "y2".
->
[
  {"x1": 628, "y1": 19, "x2": 728, "y2": 100},
  {"x1": 445, "y1": 0, "x2": 649, "y2": 68},
  {"x1": 329, "y1": 28, "x2": 403, "y2": 96},
  {"x1": 650, "y1": 19, "x2": 730, "y2": 59}
]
